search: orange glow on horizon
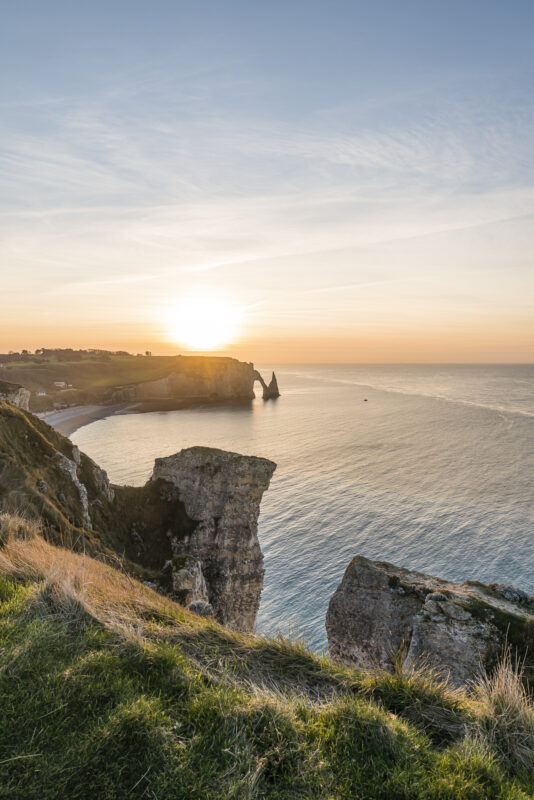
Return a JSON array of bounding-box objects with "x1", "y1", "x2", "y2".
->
[{"x1": 2, "y1": 316, "x2": 533, "y2": 364}]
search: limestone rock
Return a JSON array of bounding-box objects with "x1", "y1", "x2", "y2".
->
[
  {"x1": 0, "y1": 400, "x2": 276, "y2": 635},
  {"x1": 264, "y1": 372, "x2": 280, "y2": 399},
  {"x1": 55, "y1": 453, "x2": 92, "y2": 528},
  {"x1": 326, "y1": 556, "x2": 534, "y2": 687},
  {"x1": 114, "y1": 359, "x2": 259, "y2": 402},
  {"x1": 168, "y1": 554, "x2": 209, "y2": 606},
  {"x1": 0, "y1": 382, "x2": 30, "y2": 410},
  {"x1": 152, "y1": 447, "x2": 276, "y2": 631},
  {"x1": 253, "y1": 370, "x2": 281, "y2": 400},
  {"x1": 188, "y1": 600, "x2": 214, "y2": 617},
  {"x1": 88, "y1": 459, "x2": 115, "y2": 503}
]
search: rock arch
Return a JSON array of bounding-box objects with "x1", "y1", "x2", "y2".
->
[{"x1": 253, "y1": 370, "x2": 280, "y2": 400}]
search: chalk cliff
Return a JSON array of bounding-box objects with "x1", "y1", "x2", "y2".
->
[
  {"x1": 0, "y1": 381, "x2": 30, "y2": 411},
  {"x1": 326, "y1": 555, "x2": 534, "y2": 687},
  {"x1": 0, "y1": 400, "x2": 275, "y2": 632},
  {"x1": 111, "y1": 358, "x2": 272, "y2": 404},
  {"x1": 152, "y1": 447, "x2": 276, "y2": 630}
]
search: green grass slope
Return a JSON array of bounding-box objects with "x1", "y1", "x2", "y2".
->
[{"x1": 1, "y1": 516, "x2": 534, "y2": 799}]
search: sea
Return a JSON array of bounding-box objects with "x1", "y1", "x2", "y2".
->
[{"x1": 72, "y1": 364, "x2": 534, "y2": 651}]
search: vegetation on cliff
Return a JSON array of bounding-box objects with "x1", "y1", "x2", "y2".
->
[
  {"x1": 0, "y1": 349, "x2": 258, "y2": 411},
  {"x1": 0, "y1": 400, "x2": 274, "y2": 632},
  {"x1": 1, "y1": 515, "x2": 534, "y2": 799}
]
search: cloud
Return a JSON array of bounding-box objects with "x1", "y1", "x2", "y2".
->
[{"x1": 1, "y1": 69, "x2": 533, "y2": 339}]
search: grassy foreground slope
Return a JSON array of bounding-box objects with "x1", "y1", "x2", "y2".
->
[{"x1": 1, "y1": 517, "x2": 534, "y2": 799}]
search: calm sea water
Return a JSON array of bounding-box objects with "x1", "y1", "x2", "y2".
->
[{"x1": 72, "y1": 365, "x2": 534, "y2": 651}]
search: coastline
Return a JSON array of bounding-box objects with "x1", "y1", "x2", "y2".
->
[
  {"x1": 38, "y1": 404, "x2": 130, "y2": 437},
  {"x1": 38, "y1": 396, "x2": 254, "y2": 437}
]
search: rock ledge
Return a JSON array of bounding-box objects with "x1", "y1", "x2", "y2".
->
[{"x1": 326, "y1": 555, "x2": 534, "y2": 687}]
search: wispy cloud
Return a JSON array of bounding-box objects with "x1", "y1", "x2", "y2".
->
[{"x1": 1, "y1": 64, "x2": 533, "y2": 345}]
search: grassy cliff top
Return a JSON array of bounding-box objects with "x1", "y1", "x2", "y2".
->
[
  {"x1": 0, "y1": 379, "x2": 23, "y2": 394},
  {"x1": 0, "y1": 351, "x2": 250, "y2": 393},
  {"x1": 1, "y1": 514, "x2": 534, "y2": 799}
]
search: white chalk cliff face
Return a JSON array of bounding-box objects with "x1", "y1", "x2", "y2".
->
[
  {"x1": 327, "y1": 556, "x2": 534, "y2": 687},
  {"x1": 152, "y1": 447, "x2": 276, "y2": 631},
  {"x1": 113, "y1": 360, "x2": 261, "y2": 402},
  {"x1": 0, "y1": 385, "x2": 31, "y2": 410}
]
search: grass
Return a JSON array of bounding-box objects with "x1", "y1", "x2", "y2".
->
[
  {"x1": 0, "y1": 353, "x2": 247, "y2": 393},
  {"x1": 1, "y1": 515, "x2": 534, "y2": 799},
  {"x1": 473, "y1": 652, "x2": 534, "y2": 774}
]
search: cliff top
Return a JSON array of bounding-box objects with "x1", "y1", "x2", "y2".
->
[
  {"x1": 2, "y1": 514, "x2": 534, "y2": 798},
  {"x1": 0, "y1": 379, "x2": 23, "y2": 394},
  {"x1": 0, "y1": 350, "x2": 253, "y2": 393}
]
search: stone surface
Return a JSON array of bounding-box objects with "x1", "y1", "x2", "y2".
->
[
  {"x1": 253, "y1": 370, "x2": 281, "y2": 400},
  {"x1": 55, "y1": 452, "x2": 92, "y2": 528},
  {"x1": 152, "y1": 447, "x2": 276, "y2": 631},
  {"x1": 168, "y1": 554, "x2": 209, "y2": 606},
  {"x1": 326, "y1": 555, "x2": 534, "y2": 687},
  {"x1": 0, "y1": 382, "x2": 30, "y2": 410},
  {"x1": 188, "y1": 600, "x2": 214, "y2": 617},
  {"x1": 114, "y1": 359, "x2": 262, "y2": 402},
  {"x1": 264, "y1": 372, "x2": 280, "y2": 399}
]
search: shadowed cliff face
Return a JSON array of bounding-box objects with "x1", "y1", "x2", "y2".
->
[
  {"x1": 0, "y1": 400, "x2": 276, "y2": 631},
  {"x1": 327, "y1": 556, "x2": 534, "y2": 688}
]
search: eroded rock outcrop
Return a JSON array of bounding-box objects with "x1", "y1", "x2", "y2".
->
[
  {"x1": 263, "y1": 372, "x2": 280, "y2": 399},
  {"x1": 253, "y1": 370, "x2": 281, "y2": 400},
  {"x1": 0, "y1": 382, "x2": 30, "y2": 411},
  {"x1": 152, "y1": 447, "x2": 276, "y2": 631},
  {"x1": 0, "y1": 400, "x2": 275, "y2": 633},
  {"x1": 326, "y1": 556, "x2": 534, "y2": 687}
]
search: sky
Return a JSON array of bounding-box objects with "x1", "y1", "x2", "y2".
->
[{"x1": 1, "y1": 0, "x2": 533, "y2": 362}]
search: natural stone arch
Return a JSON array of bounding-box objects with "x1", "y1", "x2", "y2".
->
[{"x1": 253, "y1": 370, "x2": 280, "y2": 400}]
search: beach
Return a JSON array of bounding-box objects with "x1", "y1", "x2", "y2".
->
[
  {"x1": 38, "y1": 404, "x2": 129, "y2": 437},
  {"x1": 39, "y1": 397, "x2": 242, "y2": 437}
]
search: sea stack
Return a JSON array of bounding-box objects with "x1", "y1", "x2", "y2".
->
[
  {"x1": 263, "y1": 371, "x2": 280, "y2": 400},
  {"x1": 151, "y1": 447, "x2": 276, "y2": 631}
]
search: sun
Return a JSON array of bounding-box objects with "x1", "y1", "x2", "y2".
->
[{"x1": 166, "y1": 294, "x2": 240, "y2": 351}]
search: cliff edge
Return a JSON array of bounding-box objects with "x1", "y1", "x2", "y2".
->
[
  {"x1": 326, "y1": 555, "x2": 534, "y2": 687},
  {"x1": 0, "y1": 399, "x2": 275, "y2": 631}
]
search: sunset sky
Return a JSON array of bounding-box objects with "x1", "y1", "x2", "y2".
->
[{"x1": 1, "y1": 0, "x2": 533, "y2": 362}]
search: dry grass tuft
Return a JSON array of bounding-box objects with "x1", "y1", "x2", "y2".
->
[
  {"x1": 0, "y1": 512, "x2": 41, "y2": 544},
  {"x1": 472, "y1": 650, "x2": 534, "y2": 773},
  {"x1": 0, "y1": 512, "x2": 192, "y2": 637}
]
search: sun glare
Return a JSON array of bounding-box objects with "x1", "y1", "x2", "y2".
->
[{"x1": 166, "y1": 295, "x2": 240, "y2": 350}]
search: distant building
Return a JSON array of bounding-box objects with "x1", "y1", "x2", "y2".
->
[
  {"x1": 53, "y1": 381, "x2": 67, "y2": 388},
  {"x1": 36, "y1": 390, "x2": 47, "y2": 397}
]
